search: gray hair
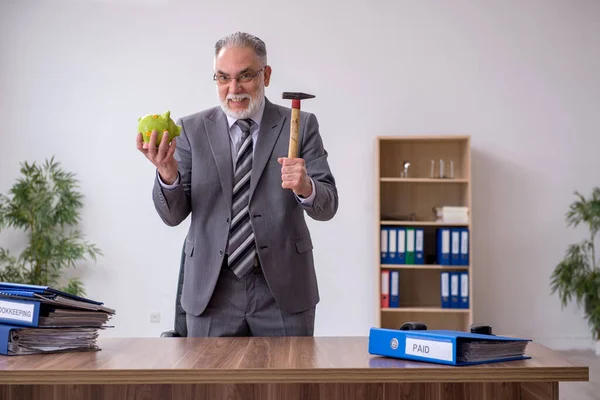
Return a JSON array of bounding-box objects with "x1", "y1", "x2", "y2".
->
[{"x1": 214, "y1": 32, "x2": 267, "y2": 65}]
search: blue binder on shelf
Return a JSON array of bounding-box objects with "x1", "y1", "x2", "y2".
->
[
  {"x1": 440, "y1": 272, "x2": 450, "y2": 308},
  {"x1": 368, "y1": 328, "x2": 531, "y2": 366},
  {"x1": 459, "y1": 228, "x2": 469, "y2": 265},
  {"x1": 436, "y1": 228, "x2": 450, "y2": 265},
  {"x1": 460, "y1": 271, "x2": 469, "y2": 309},
  {"x1": 380, "y1": 226, "x2": 389, "y2": 264},
  {"x1": 450, "y1": 229, "x2": 461, "y2": 265},
  {"x1": 389, "y1": 270, "x2": 400, "y2": 307},
  {"x1": 388, "y1": 227, "x2": 398, "y2": 264},
  {"x1": 396, "y1": 228, "x2": 406, "y2": 264},
  {"x1": 450, "y1": 271, "x2": 460, "y2": 308}
]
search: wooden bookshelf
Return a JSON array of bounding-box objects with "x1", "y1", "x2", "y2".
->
[{"x1": 376, "y1": 135, "x2": 473, "y2": 332}]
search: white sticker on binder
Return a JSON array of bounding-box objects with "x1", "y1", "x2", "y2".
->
[
  {"x1": 451, "y1": 231, "x2": 460, "y2": 255},
  {"x1": 398, "y1": 229, "x2": 406, "y2": 252},
  {"x1": 389, "y1": 229, "x2": 397, "y2": 253},
  {"x1": 461, "y1": 231, "x2": 468, "y2": 254},
  {"x1": 405, "y1": 337, "x2": 453, "y2": 361},
  {"x1": 416, "y1": 230, "x2": 423, "y2": 250},
  {"x1": 461, "y1": 274, "x2": 469, "y2": 296},
  {"x1": 441, "y1": 273, "x2": 449, "y2": 296},
  {"x1": 0, "y1": 299, "x2": 35, "y2": 323},
  {"x1": 390, "y1": 271, "x2": 399, "y2": 296},
  {"x1": 407, "y1": 230, "x2": 415, "y2": 252},
  {"x1": 381, "y1": 228, "x2": 388, "y2": 252},
  {"x1": 442, "y1": 230, "x2": 450, "y2": 254}
]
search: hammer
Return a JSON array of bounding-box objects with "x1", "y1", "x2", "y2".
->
[{"x1": 282, "y1": 92, "x2": 315, "y2": 158}]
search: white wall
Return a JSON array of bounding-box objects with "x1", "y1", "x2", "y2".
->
[{"x1": 1, "y1": 0, "x2": 599, "y2": 349}]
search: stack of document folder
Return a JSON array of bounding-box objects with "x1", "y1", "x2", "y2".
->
[
  {"x1": 434, "y1": 206, "x2": 469, "y2": 224},
  {"x1": 0, "y1": 282, "x2": 115, "y2": 356},
  {"x1": 368, "y1": 327, "x2": 531, "y2": 366}
]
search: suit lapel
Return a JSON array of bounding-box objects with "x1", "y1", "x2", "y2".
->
[
  {"x1": 249, "y1": 98, "x2": 285, "y2": 203},
  {"x1": 204, "y1": 109, "x2": 233, "y2": 210}
]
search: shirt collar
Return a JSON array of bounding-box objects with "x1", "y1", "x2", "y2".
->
[{"x1": 225, "y1": 97, "x2": 265, "y2": 129}]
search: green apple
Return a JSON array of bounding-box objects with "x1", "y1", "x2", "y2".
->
[{"x1": 138, "y1": 111, "x2": 181, "y2": 145}]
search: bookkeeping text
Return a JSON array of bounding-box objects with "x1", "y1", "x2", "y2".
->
[
  {"x1": 0, "y1": 307, "x2": 32, "y2": 318},
  {"x1": 0, "y1": 300, "x2": 35, "y2": 322}
]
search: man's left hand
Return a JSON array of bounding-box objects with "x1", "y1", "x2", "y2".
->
[{"x1": 278, "y1": 157, "x2": 313, "y2": 198}]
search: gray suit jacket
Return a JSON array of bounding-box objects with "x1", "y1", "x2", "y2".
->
[{"x1": 152, "y1": 97, "x2": 338, "y2": 316}]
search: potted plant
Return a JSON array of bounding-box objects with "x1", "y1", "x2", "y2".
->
[
  {"x1": 0, "y1": 157, "x2": 102, "y2": 296},
  {"x1": 550, "y1": 187, "x2": 600, "y2": 355}
]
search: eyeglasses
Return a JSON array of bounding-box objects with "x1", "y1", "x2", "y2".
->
[{"x1": 213, "y1": 66, "x2": 266, "y2": 85}]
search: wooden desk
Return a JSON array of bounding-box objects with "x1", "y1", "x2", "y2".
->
[{"x1": 0, "y1": 336, "x2": 589, "y2": 400}]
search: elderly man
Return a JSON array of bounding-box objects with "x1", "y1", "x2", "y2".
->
[{"x1": 137, "y1": 32, "x2": 338, "y2": 337}]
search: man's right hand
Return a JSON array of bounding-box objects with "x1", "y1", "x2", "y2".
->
[{"x1": 136, "y1": 130, "x2": 179, "y2": 185}]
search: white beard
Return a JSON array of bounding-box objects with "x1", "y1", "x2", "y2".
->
[{"x1": 219, "y1": 83, "x2": 264, "y2": 120}]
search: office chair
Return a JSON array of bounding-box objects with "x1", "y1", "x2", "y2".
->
[{"x1": 160, "y1": 240, "x2": 188, "y2": 337}]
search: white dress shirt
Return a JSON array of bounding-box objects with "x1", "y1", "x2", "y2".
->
[{"x1": 158, "y1": 99, "x2": 315, "y2": 206}]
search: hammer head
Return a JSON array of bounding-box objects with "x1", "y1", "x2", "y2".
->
[
  {"x1": 282, "y1": 92, "x2": 315, "y2": 109},
  {"x1": 282, "y1": 92, "x2": 315, "y2": 100}
]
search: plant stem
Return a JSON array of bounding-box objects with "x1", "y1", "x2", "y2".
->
[
  {"x1": 28, "y1": 208, "x2": 42, "y2": 285},
  {"x1": 593, "y1": 231, "x2": 597, "y2": 270},
  {"x1": 29, "y1": 217, "x2": 38, "y2": 283}
]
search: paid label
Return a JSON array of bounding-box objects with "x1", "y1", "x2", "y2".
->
[{"x1": 405, "y1": 337, "x2": 453, "y2": 361}]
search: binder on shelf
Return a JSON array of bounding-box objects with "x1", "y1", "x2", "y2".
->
[
  {"x1": 405, "y1": 228, "x2": 415, "y2": 264},
  {"x1": 381, "y1": 270, "x2": 389, "y2": 308},
  {"x1": 440, "y1": 272, "x2": 450, "y2": 308},
  {"x1": 388, "y1": 227, "x2": 398, "y2": 264},
  {"x1": 380, "y1": 226, "x2": 389, "y2": 264},
  {"x1": 389, "y1": 270, "x2": 400, "y2": 308},
  {"x1": 460, "y1": 272, "x2": 469, "y2": 309},
  {"x1": 450, "y1": 229, "x2": 460, "y2": 265},
  {"x1": 460, "y1": 228, "x2": 469, "y2": 266},
  {"x1": 436, "y1": 228, "x2": 450, "y2": 265},
  {"x1": 450, "y1": 272, "x2": 460, "y2": 308},
  {"x1": 368, "y1": 327, "x2": 531, "y2": 366},
  {"x1": 397, "y1": 228, "x2": 406, "y2": 264},
  {"x1": 414, "y1": 228, "x2": 424, "y2": 264}
]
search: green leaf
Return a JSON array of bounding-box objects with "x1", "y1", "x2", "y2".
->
[
  {"x1": 61, "y1": 278, "x2": 86, "y2": 297},
  {"x1": 566, "y1": 188, "x2": 600, "y2": 237}
]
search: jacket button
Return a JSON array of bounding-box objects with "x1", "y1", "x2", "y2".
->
[
  {"x1": 226, "y1": 217, "x2": 230, "y2": 223},
  {"x1": 219, "y1": 249, "x2": 224, "y2": 256}
]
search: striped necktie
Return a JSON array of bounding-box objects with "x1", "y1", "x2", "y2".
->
[{"x1": 227, "y1": 118, "x2": 256, "y2": 278}]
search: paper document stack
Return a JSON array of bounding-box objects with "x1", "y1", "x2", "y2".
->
[
  {"x1": 456, "y1": 339, "x2": 529, "y2": 364},
  {"x1": 434, "y1": 206, "x2": 469, "y2": 224},
  {"x1": 0, "y1": 282, "x2": 115, "y2": 356}
]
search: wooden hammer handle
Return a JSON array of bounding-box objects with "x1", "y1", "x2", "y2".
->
[{"x1": 288, "y1": 107, "x2": 300, "y2": 158}]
